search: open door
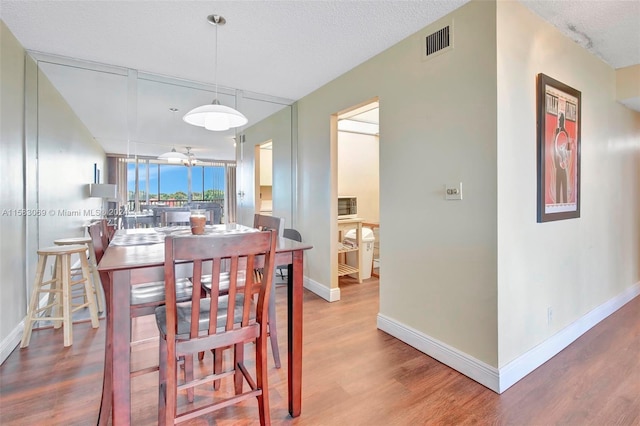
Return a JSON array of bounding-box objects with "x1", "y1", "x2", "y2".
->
[
  {"x1": 254, "y1": 140, "x2": 273, "y2": 216},
  {"x1": 335, "y1": 99, "x2": 380, "y2": 289}
]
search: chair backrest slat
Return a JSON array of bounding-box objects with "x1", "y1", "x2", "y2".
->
[
  {"x1": 207, "y1": 258, "x2": 222, "y2": 335},
  {"x1": 225, "y1": 256, "x2": 239, "y2": 331},
  {"x1": 189, "y1": 259, "x2": 203, "y2": 338}
]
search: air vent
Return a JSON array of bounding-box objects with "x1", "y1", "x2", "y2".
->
[{"x1": 422, "y1": 21, "x2": 453, "y2": 60}]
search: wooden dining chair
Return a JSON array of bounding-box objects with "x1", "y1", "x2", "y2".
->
[
  {"x1": 87, "y1": 221, "x2": 193, "y2": 379},
  {"x1": 155, "y1": 230, "x2": 276, "y2": 425},
  {"x1": 253, "y1": 214, "x2": 284, "y2": 369},
  {"x1": 161, "y1": 210, "x2": 213, "y2": 226},
  {"x1": 100, "y1": 218, "x2": 115, "y2": 243},
  {"x1": 87, "y1": 221, "x2": 108, "y2": 263},
  {"x1": 160, "y1": 210, "x2": 191, "y2": 226},
  {"x1": 89, "y1": 221, "x2": 194, "y2": 318}
]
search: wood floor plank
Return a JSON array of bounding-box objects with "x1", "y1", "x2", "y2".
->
[{"x1": 1, "y1": 277, "x2": 638, "y2": 425}]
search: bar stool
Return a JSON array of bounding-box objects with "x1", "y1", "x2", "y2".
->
[
  {"x1": 54, "y1": 236, "x2": 105, "y2": 313},
  {"x1": 20, "y1": 245, "x2": 100, "y2": 348}
]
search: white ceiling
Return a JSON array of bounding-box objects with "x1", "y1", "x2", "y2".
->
[{"x1": 2, "y1": 0, "x2": 638, "y2": 160}]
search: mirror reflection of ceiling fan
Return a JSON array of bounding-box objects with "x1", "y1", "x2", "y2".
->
[{"x1": 183, "y1": 147, "x2": 198, "y2": 167}]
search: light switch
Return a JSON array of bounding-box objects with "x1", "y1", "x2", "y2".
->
[{"x1": 445, "y1": 182, "x2": 463, "y2": 200}]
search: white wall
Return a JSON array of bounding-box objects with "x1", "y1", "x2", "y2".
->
[
  {"x1": 0, "y1": 23, "x2": 107, "y2": 362},
  {"x1": 297, "y1": 0, "x2": 499, "y2": 364},
  {"x1": 496, "y1": 1, "x2": 640, "y2": 367},
  {"x1": 237, "y1": 106, "x2": 293, "y2": 228},
  {"x1": 338, "y1": 131, "x2": 379, "y2": 223},
  {"x1": 616, "y1": 64, "x2": 640, "y2": 103},
  {"x1": 0, "y1": 21, "x2": 27, "y2": 361},
  {"x1": 296, "y1": 0, "x2": 639, "y2": 385}
]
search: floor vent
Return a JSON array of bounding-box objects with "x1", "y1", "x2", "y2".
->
[{"x1": 422, "y1": 21, "x2": 453, "y2": 60}]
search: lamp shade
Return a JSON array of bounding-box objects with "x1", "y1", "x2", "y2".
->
[
  {"x1": 89, "y1": 183, "x2": 117, "y2": 199},
  {"x1": 183, "y1": 102, "x2": 248, "y2": 131},
  {"x1": 158, "y1": 148, "x2": 188, "y2": 163}
]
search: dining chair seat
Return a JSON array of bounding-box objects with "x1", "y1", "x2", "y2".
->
[
  {"x1": 130, "y1": 278, "x2": 193, "y2": 306},
  {"x1": 200, "y1": 270, "x2": 248, "y2": 291},
  {"x1": 155, "y1": 294, "x2": 253, "y2": 339}
]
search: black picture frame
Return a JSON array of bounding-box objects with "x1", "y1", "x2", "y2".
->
[
  {"x1": 94, "y1": 163, "x2": 101, "y2": 184},
  {"x1": 536, "y1": 73, "x2": 581, "y2": 222}
]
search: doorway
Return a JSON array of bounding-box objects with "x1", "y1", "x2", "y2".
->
[
  {"x1": 335, "y1": 99, "x2": 380, "y2": 289},
  {"x1": 254, "y1": 140, "x2": 273, "y2": 215}
]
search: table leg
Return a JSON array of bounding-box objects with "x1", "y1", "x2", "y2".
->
[
  {"x1": 288, "y1": 250, "x2": 303, "y2": 417},
  {"x1": 98, "y1": 270, "x2": 113, "y2": 426},
  {"x1": 98, "y1": 269, "x2": 132, "y2": 425},
  {"x1": 112, "y1": 269, "x2": 132, "y2": 424}
]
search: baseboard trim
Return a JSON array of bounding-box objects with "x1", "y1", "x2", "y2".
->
[
  {"x1": 377, "y1": 314, "x2": 500, "y2": 392},
  {"x1": 498, "y1": 282, "x2": 640, "y2": 392},
  {"x1": 377, "y1": 283, "x2": 640, "y2": 394},
  {"x1": 0, "y1": 320, "x2": 24, "y2": 365},
  {"x1": 1, "y1": 291, "x2": 66, "y2": 365},
  {"x1": 304, "y1": 277, "x2": 340, "y2": 302}
]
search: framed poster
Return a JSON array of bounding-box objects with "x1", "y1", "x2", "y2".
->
[
  {"x1": 94, "y1": 163, "x2": 101, "y2": 184},
  {"x1": 536, "y1": 73, "x2": 581, "y2": 222}
]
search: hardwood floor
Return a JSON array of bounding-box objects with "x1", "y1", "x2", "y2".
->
[{"x1": 1, "y1": 277, "x2": 638, "y2": 425}]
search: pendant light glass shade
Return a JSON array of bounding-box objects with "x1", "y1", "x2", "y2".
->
[
  {"x1": 158, "y1": 147, "x2": 188, "y2": 163},
  {"x1": 183, "y1": 14, "x2": 248, "y2": 132},
  {"x1": 183, "y1": 100, "x2": 248, "y2": 131}
]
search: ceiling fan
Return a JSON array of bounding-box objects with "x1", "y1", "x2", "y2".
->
[{"x1": 183, "y1": 147, "x2": 199, "y2": 167}]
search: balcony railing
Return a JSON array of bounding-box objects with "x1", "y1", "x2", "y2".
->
[{"x1": 127, "y1": 198, "x2": 224, "y2": 211}]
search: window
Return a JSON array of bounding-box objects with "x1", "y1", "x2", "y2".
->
[
  {"x1": 203, "y1": 164, "x2": 227, "y2": 203},
  {"x1": 158, "y1": 164, "x2": 188, "y2": 205},
  {"x1": 124, "y1": 157, "x2": 234, "y2": 212}
]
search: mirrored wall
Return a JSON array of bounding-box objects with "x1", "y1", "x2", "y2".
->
[{"x1": 27, "y1": 51, "x2": 297, "y2": 229}]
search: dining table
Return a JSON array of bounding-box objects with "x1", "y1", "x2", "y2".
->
[{"x1": 96, "y1": 225, "x2": 312, "y2": 425}]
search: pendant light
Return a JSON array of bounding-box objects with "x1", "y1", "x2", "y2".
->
[
  {"x1": 183, "y1": 14, "x2": 248, "y2": 131},
  {"x1": 159, "y1": 108, "x2": 189, "y2": 162},
  {"x1": 158, "y1": 147, "x2": 188, "y2": 163}
]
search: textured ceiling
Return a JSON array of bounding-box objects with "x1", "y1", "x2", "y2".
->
[
  {"x1": 1, "y1": 0, "x2": 471, "y2": 101},
  {"x1": 2, "y1": 0, "x2": 638, "y2": 160},
  {"x1": 521, "y1": 0, "x2": 640, "y2": 70}
]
